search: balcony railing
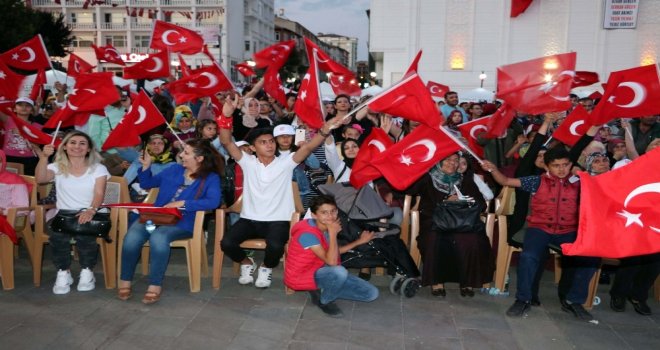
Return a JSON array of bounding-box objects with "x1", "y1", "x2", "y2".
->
[
  {"x1": 131, "y1": 22, "x2": 154, "y2": 30},
  {"x1": 69, "y1": 23, "x2": 97, "y2": 30},
  {"x1": 131, "y1": 47, "x2": 159, "y2": 54},
  {"x1": 160, "y1": 0, "x2": 192, "y2": 6},
  {"x1": 129, "y1": 0, "x2": 157, "y2": 5},
  {"x1": 196, "y1": 0, "x2": 223, "y2": 5},
  {"x1": 196, "y1": 22, "x2": 220, "y2": 28},
  {"x1": 100, "y1": 23, "x2": 127, "y2": 30},
  {"x1": 31, "y1": 0, "x2": 60, "y2": 6}
]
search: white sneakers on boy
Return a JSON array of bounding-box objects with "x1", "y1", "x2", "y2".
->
[
  {"x1": 255, "y1": 266, "x2": 273, "y2": 289},
  {"x1": 238, "y1": 258, "x2": 257, "y2": 285},
  {"x1": 52, "y1": 270, "x2": 74, "y2": 295},
  {"x1": 77, "y1": 268, "x2": 96, "y2": 292}
]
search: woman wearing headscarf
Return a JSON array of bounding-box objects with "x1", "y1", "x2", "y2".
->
[
  {"x1": 406, "y1": 152, "x2": 494, "y2": 298},
  {"x1": 164, "y1": 105, "x2": 197, "y2": 151}
]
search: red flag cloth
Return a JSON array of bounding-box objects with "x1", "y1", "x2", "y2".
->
[
  {"x1": 0, "y1": 35, "x2": 51, "y2": 71},
  {"x1": 457, "y1": 116, "x2": 491, "y2": 158},
  {"x1": 177, "y1": 53, "x2": 192, "y2": 77},
  {"x1": 91, "y1": 44, "x2": 125, "y2": 66},
  {"x1": 588, "y1": 91, "x2": 602, "y2": 100},
  {"x1": 29, "y1": 69, "x2": 47, "y2": 102},
  {"x1": 328, "y1": 73, "x2": 361, "y2": 96},
  {"x1": 44, "y1": 72, "x2": 120, "y2": 128},
  {"x1": 496, "y1": 52, "x2": 576, "y2": 115},
  {"x1": 0, "y1": 215, "x2": 17, "y2": 244},
  {"x1": 293, "y1": 55, "x2": 324, "y2": 129},
  {"x1": 167, "y1": 64, "x2": 233, "y2": 104},
  {"x1": 485, "y1": 103, "x2": 515, "y2": 138},
  {"x1": 67, "y1": 53, "x2": 95, "y2": 77},
  {"x1": 589, "y1": 65, "x2": 660, "y2": 125},
  {"x1": 368, "y1": 73, "x2": 443, "y2": 130},
  {"x1": 511, "y1": 0, "x2": 533, "y2": 17},
  {"x1": 235, "y1": 62, "x2": 255, "y2": 77},
  {"x1": 0, "y1": 60, "x2": 23, "y2": 102},
  {"x1": 349, "y1": 128, "x2": 393, "y2": 188},
  {"x1": 552, "y1": 105, "x2": 592, "y2": 146},
  {"x1": 426, "y1": 81, "x2": 450, "y2": 98},
  {"x1": 404, "y1": 50, "x2": 423, "y2": 76},
  {"x1": 263, "y1": 69, "x2": 287, "y2": 108},
  {"x1": 123, "y1": 50, "x2": 170, "y2": 80},
  {"x1": 561, "y1": 148, "x2": 660, "y2": 258},
  {"x1": 149, "y1": 20, "x2": 204, "y2": 54},
  {"x1": 371, "y1": 125, "x2": 462, "y2": 190},
  {"x1": 102, "y1": 90, "x2": 165, "y2": 150},
  {"x1": 571, "y1": 71, "x2": 600, "y2": 88},
  {"x1": 6, "y1": 110, "x2": 60, "y2": 147},
  {"x1": 102, "y1": 202, "x2": 183, "y2": 219},
  {"x1": 253, "y1": 40, "x2": 296, "y2": 69}
]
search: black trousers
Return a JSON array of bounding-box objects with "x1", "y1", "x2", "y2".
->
[
  {"x1": 220, "y1": 218, "x2": 290, "y2": 268},
  {"x1": 610, "y1": 253, "x2": 660, "y2": 302}
]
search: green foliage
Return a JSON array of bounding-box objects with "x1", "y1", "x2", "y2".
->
[{"x1": 0, "y1": 0, "x2": 73, "y2": 57}]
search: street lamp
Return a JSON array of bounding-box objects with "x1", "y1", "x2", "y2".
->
[
  {"x1": 479, "y1": 71, "x2": 487, "y2": 88},
  {"x1": 246, "y1": 60, "x2": 256, "y2": 67}
]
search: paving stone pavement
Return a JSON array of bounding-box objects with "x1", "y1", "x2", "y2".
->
[{"x1": 1, "y1": 246, "x2": 659, "y2": 350}]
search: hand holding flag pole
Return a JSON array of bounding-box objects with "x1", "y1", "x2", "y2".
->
[{"x1": 50, "y1": 121, "x2": 62, "y2": 146}]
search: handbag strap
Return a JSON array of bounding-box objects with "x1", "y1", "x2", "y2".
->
[
  {"x1": 193, "y1": 178, "x2": 206, "y2": 200},
  {"x1": 336, "y1": 163, "x2": 348, "y2": 181}
]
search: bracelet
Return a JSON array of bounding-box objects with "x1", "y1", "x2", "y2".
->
[
  {"x1": 318, "y1": 128, "x2": 330, "y2": 138},
  {"x1": 216, "y1": 114, "x2": 233, "y2": 130}
]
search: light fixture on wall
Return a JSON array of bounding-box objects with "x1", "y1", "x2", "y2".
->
[
  {"x1": 451, "y1": 57, "x2": 465, "y2": 70},
  {"x1": 479, "y1": 71, "x2": 487, "y2": 88}
]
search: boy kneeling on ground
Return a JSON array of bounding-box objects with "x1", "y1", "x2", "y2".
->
[{"x1": 285, "y1": 195, "x2": 379, "y2": 317}]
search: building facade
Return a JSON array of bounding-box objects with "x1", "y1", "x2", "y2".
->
[
  {"x1": 28, "y1": 0, "x2": 276, "y2": 81},
  {"x1": 318, "y1": 33, "x2": 358, "y2": 71},
  {"x1": 274, "y1": 16, "x2": 348, "y2": 68},
  {"x1": 368, "y1": 0, "x2": 660, "y2": 96}
]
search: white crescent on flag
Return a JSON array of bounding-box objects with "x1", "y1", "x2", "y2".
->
[
  {"x1": 146, "y1": 57, "x2": 163, "y2": 73},
  {"x1": 134, "y1": 106, "x2": 147, "y2": 125},
  {"x1": 161, "y1": 30, "x2": 180, "y2": 46},
  {"x1": 18, "y1": 47, "x2": 36, "y2": 63},
  {"x1": 569, "y1": 120, "x2": 585, "y2": 136},
  {"x1": 609, "y1": 82, "x2": 646, "y2": 108},
  {"x1": 199, "y1": 72, "x2": 218, "y2": 89},
  {"x1": 402, "y1": 139, "x2": 436, "y2": 162}
]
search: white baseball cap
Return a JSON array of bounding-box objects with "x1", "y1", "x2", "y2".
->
[
  {"x1": 273, "y1": 124, "x2": 295, "y2": 137},
  {"x1": 235, "y1": 140, "x2": 249, "y2": 148},
  {"x1": 15, "y1": 97, "x2": 34, "y2": 106}
]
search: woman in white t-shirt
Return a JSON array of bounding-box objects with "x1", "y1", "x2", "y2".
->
[{"x1": 35, "y1": 131, "x2": 110, "y2": 295}]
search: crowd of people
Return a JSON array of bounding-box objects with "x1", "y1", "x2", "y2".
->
[{"x1": 0, "y1": 78, "x2": 658, "y2": 320}]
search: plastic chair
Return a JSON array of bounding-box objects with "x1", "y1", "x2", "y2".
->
[
  {"x1": 400, "y1": 195, "x2": 420, "y2": 249},
  {"x1": 32, "y1": 176, "x2": 128, "y2": 289},
  {"x1": 5, "y1": 162, "x2": 24, "y2": 175},
  {"x1": 117, "y1": 187, "x2": 210, "y2": 293},
  {"x1": 0, "y1": 175, "x2": 37, "y2": 290}
]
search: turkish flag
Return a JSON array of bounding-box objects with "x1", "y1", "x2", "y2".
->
[
  {"x1": 67, "y1": 53, "x2": 95, "y2": 77},
  {"x1": 404, "y1": 50, "x2": 423, "y2": 76},
  {"x1": 368, "y1": 73, "x2": 443, "y2": 130},
  {"x1": 6, "y1": 110, "x2": 60, "y2": 147},
  {"x1": 371, "y1": 125, "x2": 462, "y2": 190},
  {"x1": 328, "y1": 73, "x2": 361, "y2": 96},
  {"x1": 167, "y1": 64, "x2": 233, "y2": 104},
  {"x1": 293, "y1": 54, "x2": 324, "y2": 129},
  {"x1": 44, "y1": 72, "x2": 120, "y2": 128},
  {"x1": 588, "y1": 91, "x2": 603, "y2": 100},
  {"x1": 0, "y1": 60, "x2": 23, "y2": 102},
  {"x1": 552, "y1": 105, "x2": 592, "y2": 146},
  {"x1": 426, "y1": 81, "x2": 450, "y2": 98},
  {"x1": 485, "y1": 103, "x2": 516, "y2": 138},
  {"x1": 102, "y1": 90, "x2": 166, "y2": 150},
  {"x1": 496, "y1": 52, "x2": 576, "y2": 115},
  {"x1": 149, "y1": 20, "x2": 204, "y2": 54},
  {"x1": 235, "y1": 62, "x2": 255, "y2": 77},
  {"x1": 589, "y1": 65, "x2": 660, "y2": 125},
  {"x1": 561, "y1": 148, "x2": 660, "y2": 258},
  {"x1": 92, "y1": 44, "x2": 125, "y2": 66},
  {"x1": 123, "y1": 50, "x2": 171, "y2": 80},
  {"x1": 302, "y1": 38, "x2": 352, "y2": 78},
  {"x1": 511, "y1": 0, "x2": 533, "y2": 17},
  {"x1": 263, "y1": 69, "x2": 287, "y2": 108},
  {"x1": 457, "y1": 116, "x2": 491, "y2": 158},
  {"x1": 571, "y1": 71, "x2": 600, "y2": 88},
  {"x1": 253, "y1": 40, "x2": 296, "y2": 69},
  {"x1": 29, "y1": 69, "x2": 47, "y2": 102},
  {"x1": 103, "y1": 202, "x2": 183, "y2": 219},
  {"x1": 0, "y1": 35, "x2": 51, "y2": 71},
  {"x1": 176, "y1": 53, "x2": 192, "y2": 77},
  {"x1": 349, "y1": 128, "x2": 392, "y2": 189}
]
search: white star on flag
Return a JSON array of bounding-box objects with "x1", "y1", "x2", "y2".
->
[
  {"x1": 0, "y1": 71, "x2": 6, "y2": 79},
  {"x1": 617, "y1": 210, "x2": 644, "y2": 228},
  {"x1": 179, "y1": 37, "x2": 187, "y2": 43},
  {"x1": 186, "y1": 81, "x2": 197, "y2": 88},
  {"x1": 11, "y1": 53, "x2": 19, "y2": 60},
  {"x1": 300, "y1": 90, "x2": 307, "y2": 101},
  {"x1": 400, "y1": 154, "x2": 414, "y2": 166}
]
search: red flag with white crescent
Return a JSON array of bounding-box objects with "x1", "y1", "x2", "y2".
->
[
  {"x1": 485, "y1": 103, "x2": 516, "y2": 139},
  {"x1": 457, "y1": 116, "x2": 491, "y2": 158},
  {"x1": 6, "y1": 110, "x2": 61, "y2": 147},
  {"x1": 92, "y1": 44, "x2": 125, "y2": 66},
  {"x1": 426, "y1": 81, "x2": 450, "y2": 98},
  {"x1": 552, "y1": 105, "x2": 592, "y2": 146},
  {"x1": 349, "y1": 128, "x2": 393, "y2": 188},
  {"x1": 293, "y1": 51, "x2": 324, "y2": 129},
  {"x1": 123, "y1": 50, "x2": 171, "y2": 80},
  {"x1": 102, "y1": 90, "x2": 166, "y2": 150},
  {"x1": 302, "y1": 38, "x2": 360, "y2": 96},
  {"x1": 235, "y1": 62, "x2": 255, "y2": 77},
  {"x1": 0, "y1": 35, "x2": 51, "y2": 71},
  {"x1": 167, "y1": 64, "x2": 233, "y2": 104},
  {"x1": 67, "y1": 53, "x2": 95, "y2": 77},
  {"x1": 29, "y1": 69, "x2": 47, "y2": 102},
  {"x1": 149, "y1": 20, "x2": 204, "y2": 54},
  {"x1": 561, "y1": 147, "x2": 660, "y2": 258}
]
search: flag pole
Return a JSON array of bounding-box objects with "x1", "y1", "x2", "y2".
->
[
  {"x1": 440, "y1": 126, "x2": 485, "y2": 165},
  {"x1": 39, "y1": 34, "x2": 63, "y2": 83},
  {"x1": 543, "y1": 136, "x2": 553, "y2": 148},
  {"x1": 50, "y1": 121, "x2": 62, "y2": 146}
]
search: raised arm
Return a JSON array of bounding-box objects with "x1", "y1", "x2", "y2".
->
[
  {"x1": 217, "y1": 94, "x2": 244, "y2": 162},
  {"x1": 481, "y1": 160, "x2": 521, "y2": 188},
  {"x1": 243, "y1": 78, "x2": 264, "y2": 99},
  {"x1": 621, "y1": 119, "x2": 640, "y2": 160},
  {"x1": 34, "y1": 144, "x2": 55, "y2": 184},
  {"x1": 292, "y1": 115, "x2": 343, "y2": 164}
]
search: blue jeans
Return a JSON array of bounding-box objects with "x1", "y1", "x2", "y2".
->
[
  {"x1": 120, "y1": 222, "x2": 192, "y2": 286},
  {"x1": 516, "y1": 228, "x2": 599, "y2": 304},
  {"x1": 314, "y1": 265, "x2": 379, "y2": 305}
]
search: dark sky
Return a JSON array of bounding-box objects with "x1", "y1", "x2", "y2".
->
[{"x1": 274, "y1": 0, "x2": 370, "y2": 60}]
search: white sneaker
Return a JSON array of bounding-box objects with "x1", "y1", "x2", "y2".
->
[
  {"x1": 53, "y1": 270, "x2": 73, "y2": 295},
  {"x1": 77, "y1": 268, "x2": 96, "y2": 292},
  {"x1": 238, "y1": 258, "x2": 256, "y2": 285},
  {"x1": 255, "y1": 266, "x2": 273, "y2": 289}
]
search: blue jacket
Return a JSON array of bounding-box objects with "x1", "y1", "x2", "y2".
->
[{"x1": 138, "y1": 164, "x2": 222, "y2": 232}]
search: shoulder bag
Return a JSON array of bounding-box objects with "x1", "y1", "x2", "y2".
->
[
  {"x1": 50, "y1": 209, "x2": 112, "y2": 242},
  {"x1": 431, "y1": 200, "x2": 484, "y2": 233}
]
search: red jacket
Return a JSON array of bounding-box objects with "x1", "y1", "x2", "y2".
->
[
  {"x1": 527, "y1": 174, "x2": 580, "y2": 234},
  {"x1": 284, "y1": 219, "x2": 328, "y2": 291}
]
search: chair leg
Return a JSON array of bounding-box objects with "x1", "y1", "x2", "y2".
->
[
  {"x1": 212, "y1": 210, "x2": 225, "y2": 290},
  {"x1": 141, "y1": 246, "x2": 149, "y2": 275},
  {"x1": 374, "y1": 267, "x2": 385, "y2": 276},
  {"x1": 554, "y1": 254, "x2": 562, "y2": 284},
  {"x1": 33, "y1": 239, "x2": 45, "y2": 287},
  {"x1": 100, "y1": 240, "x2": 117, "y2": 289},
  {"x1": 189, "y1": 242, "x2": 201, "y2": 293},
  {"x1": 654, "y1": 276, "x2": 660, "y2": 302},
  {"x1": 495, "y1": 246, "x2": 514, "y2": 292},
  {"x1": 232, "y1": 262, "x2": 240, "y2": 276},
  {"x1": 583, "y1": 267, "x2": 601, "y2": 310},
  {"x1": 0, "y1": 235, "x2": 15, "y2": 290},
  {"x1": 201, "y1": 244, "x2": 209, "y2": 278}
]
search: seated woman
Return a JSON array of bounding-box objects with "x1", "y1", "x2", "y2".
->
[
  {"x1": 164, "y1": 105, "x2": 197, "y2": 152},
  {"x1": 123, "y1": 134, "x2": 176, "y2": 199},
  {"x1": 35, "y1": 131, "x2": 110, "y2": 294},
  {"x1": 406, "y1": 152, "x2": 494, "y2": 297},
  {"x1": 118, "y1": 139, "x2": 223, "y2": 304}
]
